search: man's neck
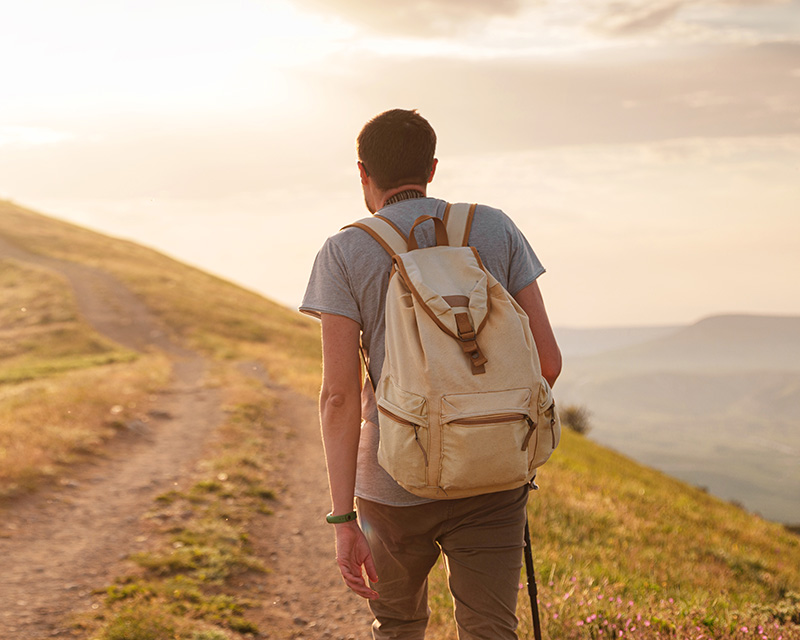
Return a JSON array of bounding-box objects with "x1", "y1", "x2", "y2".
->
[{"x1": 377, "y1": 184, "x2": 427, "y2": 210}]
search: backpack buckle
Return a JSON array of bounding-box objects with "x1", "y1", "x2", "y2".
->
[{"x1": 454, "y1": 312, "x2": 487, "y2": 374}]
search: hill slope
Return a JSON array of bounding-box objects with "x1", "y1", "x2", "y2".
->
[{"x1": 1, "y1": 200, "x2": 799, "y2": 640}]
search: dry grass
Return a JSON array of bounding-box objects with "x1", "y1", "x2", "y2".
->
[
  {"x1": 0, "y1": 200, "x2": 321, "y2": 499},
  {"x1": 0, "y1": 354, "x2": 170, "y2": 498},
  {"x1": 0, "y1": 258, "x2": 137, "y2": 383},
  {"x1": 0, "y1": 201, "x2": 321, "y2": 397},
  {"x1": 0, "y1": 254, "x2": 170, "y2": 497}
]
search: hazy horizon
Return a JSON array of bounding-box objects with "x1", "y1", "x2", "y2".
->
[
  {"x1": 2, "y1": 0, "x2": 799, "y2": 327},
  {"x1": 555, "y1": 314, "x2": 800, "y2": 524}
]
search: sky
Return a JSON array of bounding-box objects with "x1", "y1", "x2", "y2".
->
[{"x1": 1, "y1": 0, "x2": 799, "y2": 328}]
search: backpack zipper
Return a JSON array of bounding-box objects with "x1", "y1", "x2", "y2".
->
[
  {"x1": 450, "y1": 412, "x2": 537, "y2": 452},
  {"x1": 522, "y1": 416, "x2": 536, "y2": 451},
  {"x1": 450, "y1": 412, "x2": 527, "y2": 426},
  {"x1": 378, "y1": 406, "x2": 429, "y2": 466}
]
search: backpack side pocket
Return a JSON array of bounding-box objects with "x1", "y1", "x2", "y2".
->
[
  {"x1": 376, "y1": 378, "x2": 429, "y2": 490},
  {"x1": 529, "y1": 380, "x2": 561, "y2": 471}
]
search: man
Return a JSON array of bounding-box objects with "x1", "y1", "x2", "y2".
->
[{"x1": 300, "y1": 109, "x2": 561, "y2": 639}]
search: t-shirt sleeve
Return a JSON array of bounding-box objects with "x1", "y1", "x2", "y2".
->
[
  {"x1": 505, "y1": 216, "x2": 546, "y2": 297},
  {"x1": 299, "y1": 237, "x2": 362, "y2": 326}
]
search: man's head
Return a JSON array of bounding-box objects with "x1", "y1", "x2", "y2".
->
[{"x1": 357, "y1": 109, "x2": 437, "y2": 192}]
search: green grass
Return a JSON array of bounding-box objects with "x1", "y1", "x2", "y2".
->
[
  {"x1": 425, "y1": 429, "x2": 800, "y2": 639},
  {"x1": 77, "y1": 372, "x2": 277, "y2": 639},
  {"x1": 0, "y1": 258, "x2": 138, "y2": 383}
]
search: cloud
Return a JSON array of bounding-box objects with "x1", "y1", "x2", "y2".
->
[
  {"x1": 293, "y1": 0, "x2": 530, "y2": 36},
  {"x1": 3, "y1": 33, "x2": 797, "y2": 202},
  {"x1": 587, "y1": 0, "x2": 797, "y2": 37},
  {"x1": 589, "y1": 1, "x2": 684, "y2": 36},
  {"x1": 3, "y1": 39, "x2": 797, "y2": 204},
  {"x1": 304, "y1": 41, "x2": 800, "y2": 154},
  {"x1": 291, "y1": 0, "x2": 797, "y2": 41}
]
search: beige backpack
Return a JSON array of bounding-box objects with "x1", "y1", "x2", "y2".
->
[{"x1": 349, "y1": 203, "x2": 560, "y2": 499}]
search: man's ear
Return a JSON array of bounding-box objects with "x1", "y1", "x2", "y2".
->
[
  {"x1": 428, "y1": 159, "x2": 438, "y2": 183},
  {"x1": 358, "y1": 161, "x2": 370, "y2": 183}
]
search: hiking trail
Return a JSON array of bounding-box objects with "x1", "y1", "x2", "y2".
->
[{"x1": 0, "y1": 235, "x2": 372, "y2": 639}]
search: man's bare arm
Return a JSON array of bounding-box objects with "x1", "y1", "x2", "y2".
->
[
  {"x1": 514, "y1": 281, "x2": 562, "y2": 387},
  {"x1": 319, "y1": 313, "x2": 379, "y2": 599},
  {"x1": 320, "y1": 313, "x2": 362, "y2": 516}
]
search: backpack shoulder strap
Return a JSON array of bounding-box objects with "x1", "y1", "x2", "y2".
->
[
  {"x1": 342, "y1": 215, "x2": 409, "y2": 256},
  {"x1": 442, "y1": 203, "x2": 477, "y2": 247}
]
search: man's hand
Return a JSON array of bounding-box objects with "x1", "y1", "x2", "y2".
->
[{"x1": 334, "y1": 521, "x2": 379, "y2": 600}]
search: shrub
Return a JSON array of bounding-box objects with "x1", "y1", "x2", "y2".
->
[{"x1": 560, "y1": 404, "x2": 592, "y2": 435}]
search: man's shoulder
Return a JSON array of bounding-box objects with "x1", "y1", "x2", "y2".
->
[
  {"x1": 468, "y1": 203, "x2": 520, "y2": 241},
  {"x1": 472, "y1": 202, "x2": 512, "y2": 221},
  {"x1": 327, "y1": 200, "x2": 516, "y2": 251},
  {"x1": 319, "y1": 219, "x2": 374, "y2": 249},
  {"x1": 319, "y1": 219, "x2": 396, "y2": 267}
]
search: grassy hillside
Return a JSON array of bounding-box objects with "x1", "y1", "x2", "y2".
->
[
  {"x1": 0, "y1": 201, "x2": 321, "y2": 392},
  {"x1": 0, "y1": 200, "x2": 320, "y2": 501},
  {"x1": 494, "y1": 429, "x2": 799, "y2": 639},
  {"x1": 0, "y1": 200, "x2": 323, "y2": 638},
  {"x1": 1, "y1": 201, "x2": 798, "y2": 639}
]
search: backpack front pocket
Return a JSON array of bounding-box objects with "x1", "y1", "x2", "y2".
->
[
  {"x1": 376, "y1": 380, "x2": 429, "y2": 490},
  {"x1": 439, "y1": 388, "x2": 532, "y2": 491}
]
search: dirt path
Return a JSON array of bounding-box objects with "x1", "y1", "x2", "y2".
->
[
  {"x1": 0, "y1": 237, "x2": 374, "y2": 639},
  {"x1": 240, "y1": 364, "x2": 374, "y2": 639}
]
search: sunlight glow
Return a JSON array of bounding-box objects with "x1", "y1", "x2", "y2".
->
[
  {"x1": 0, "y1": 126, "x2": 75, "y2": 147},
  {"x1": 1, "y1": 0, "x2": 799, "y2": 326},
  {"x1": 0, "y1": 0, "x2": 354, "y2": 118}
]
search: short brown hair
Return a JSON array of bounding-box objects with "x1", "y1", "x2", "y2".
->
[{"x1": 357, "y1": 109, "x2": 437, "y2": 191}]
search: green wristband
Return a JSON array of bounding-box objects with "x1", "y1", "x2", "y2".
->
[{"x1": 326, "y1": 510, "x2": 357, "y2": 524}]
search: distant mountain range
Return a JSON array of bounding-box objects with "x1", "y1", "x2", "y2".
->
[
  {"x1": 554, "y1": 314, "x2": 800, "y2": 525},
  {"x1": 555, "y1": 325, "x2": 680, "y2": 359}
]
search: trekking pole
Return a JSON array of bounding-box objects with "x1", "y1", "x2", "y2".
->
[{"x1": 524, "y1": 517, "x2": 543, "y2": 640}]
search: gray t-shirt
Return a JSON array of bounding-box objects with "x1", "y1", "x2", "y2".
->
[{"x1": 300, "y1": 197, "x2": 545, "y2": 506}]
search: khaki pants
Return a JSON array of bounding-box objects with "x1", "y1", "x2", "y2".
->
[{"x1": 356, "y1": 485, "x2": 529, "y2": 640}]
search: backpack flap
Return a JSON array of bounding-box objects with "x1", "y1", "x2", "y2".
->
[{"x1": 392, "y1": 245, "x2": 491, "y2": 374}]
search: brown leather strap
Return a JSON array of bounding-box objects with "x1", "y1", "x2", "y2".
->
[
  {"x1": 343, "y1": 216, "x2": 409, "y2": 256},
  {"x1": 346, "y1": 222, "x2": 397, "y2": 256},
  {"x1": 442, "y1": 202, "x2": 453, "y2": 228},
  {"x1": 461, "y1": 203, "x2": 477, "y2": 247},
  {"x1": 408, "y1": 215, "x2": 449, "y2": 250},
  {"x1": 454, "y1": 311, "x2": 487, "y2": 375},
  {"x1": 454, "y1": 312, "x2": 475, "y2": 339},
  {"x1": 443, "y1": 295, "x2": 470, "y2": 308},
  {"x1": 377, "y1": 215, "x2": 408, "y2": 243}
]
